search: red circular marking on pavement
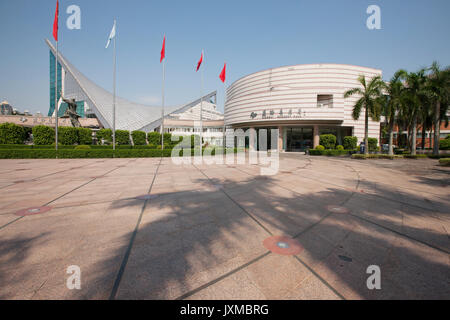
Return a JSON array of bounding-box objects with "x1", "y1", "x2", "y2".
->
[
  {"x1": 135, "y1": 194, "x2": 159, "y2": 201},
  {"x1": 326, "y1": 205, "x2": 350, "y2": 214},
  {"x1": 263, "y1": 236, "x2": 304, "y2": 256},
  {"x1": 15, "y1": 206, "x2": 53, "y2": 217}
]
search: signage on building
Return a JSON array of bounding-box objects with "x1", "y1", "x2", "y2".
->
[{"x1": 250, "y1": 108, "x2": 307, "y2": 120}]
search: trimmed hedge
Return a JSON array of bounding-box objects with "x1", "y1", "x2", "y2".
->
[
  {"x1": 440, "y1": 138, "x2": 450, "y2": 150},
  {"x1": 58, "y1": 127, "x2": 78, "y2": 145},
  {"x1": 132, "y1": 131, "x2": 146, "y2": 146},
  {"x1": 403, "y1": 154, "x2": 428, "y2": 159},
  {"x1": 352, "y1": 154, "x2": 403, "y2": 160},
  {"x1": 77, "y1": 128, "x2": 92, "y2": 145},
  {"x1": 316, "y1": 145, "x2": 325, "y2": 151},
  {"x1": 0, "y1": 146, "x2": 239, "y2": 159},
  {"x1": 343, "y1": 136, "x2": 357, "y2": 150},
  {"x1": 319, "y1": 134, "x2": 336, "y2": 149},
  {"x1": 148, "y1": 132, "x2": 161, "y2": 145},
  {"x1": 33, "y1": 125, "x2": 55, "y2": 145},
  {"x1": 0, "y1": 123, "x2": 26, "y2": 144},
  {"x1": 368, "y1": 138, "x2": 378, "y2": 152},
  {"x1": 309, "y1": 149, "x2": 351, "y2": 156},
  {"x1": 97, "y1": 129, "x2": 112, "y2": 144},
  {"x1": 116, "y1": 130, "x2": 130, "y2": 145},
  {"x1": 439, "y1": 158, "x2": 450, "y2": 166}
]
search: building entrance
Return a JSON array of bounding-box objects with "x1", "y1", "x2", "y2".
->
[{"x1": 286, "y1": 127, "x2": 313, "y2": 152}]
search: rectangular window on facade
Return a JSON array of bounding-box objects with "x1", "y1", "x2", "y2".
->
[{"x1": 317, "y1": 95, "x2": 333, "y2": 108}]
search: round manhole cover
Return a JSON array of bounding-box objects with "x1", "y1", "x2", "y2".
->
[
  {"x1": 326, "y1": 205, "x2": 350, "y2": 214},
  {"x1": 15, "y1": 206, "x2": 53, "y2": 216},
  {"x1": 263, "y1": 236, "x2": 303, "y2": 256}
]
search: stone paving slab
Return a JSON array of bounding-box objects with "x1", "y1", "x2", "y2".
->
[{"x1": 0, "y1": 156, "x2": 448, "y2": 300}]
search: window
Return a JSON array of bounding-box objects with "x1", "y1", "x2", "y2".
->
[{"x1": 317, "y1": 95, "x2": 333, "y2": 108}]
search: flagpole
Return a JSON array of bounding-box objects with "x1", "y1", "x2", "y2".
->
[
  {"x1": 223, "y1": 80, "x2": 226, "y2": 149},
  {"x1": 200, "y1": 50, "x2": 204, "y2": 147},
  {"x1": 55, "y1": 33, "x2": 59, "y2": 153},
  {"x1": 161, "y1": 58, "x2": 165, "y2": 150},
  {"x1": 112, "y1": 19, "x2": 116, "y2": 152}
]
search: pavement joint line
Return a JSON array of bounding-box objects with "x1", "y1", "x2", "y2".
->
[
  {"x1": 192, "y1": 163, "x2": 273, "y2": 236},
  {"x1": 0, "y1": 216, "x2": 24, "y2": 231},
  {"x1": 293, "y1": 255, "x2": 346, "y2": 300},
  {"x1": 175, "y1": 251, "x2": 272, "y2": 300},
  {"x1": 44, "y1": 163, "x2": 129, "y2": 207},
  {"x1": 0, "y1": 159, "x2": 103, "y2": 191},
  {"x1": 0, "y1": 160, "x2": 134, "y2": 232},
  {"x1": 323, "y1": 156, "x2": 449, "y2": 198},
  {"x1": 109, "y1": 157, "x2": 163, "y2": 300},
  {"x1": 349, "y1": 213, "x2": 449, "y2": 254}
]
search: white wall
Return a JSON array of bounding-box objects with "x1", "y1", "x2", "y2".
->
[{"x1": 225, "y1": 63, "x2": 382, "y2": 144}]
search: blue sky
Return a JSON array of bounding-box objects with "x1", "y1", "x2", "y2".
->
[{"x1": 1, "y1": 0, "x2": 449, "y2": 114}]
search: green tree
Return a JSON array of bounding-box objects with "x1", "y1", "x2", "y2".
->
[
  {"x1": 132, "y1": 131, "x2": 147, "y2": 145},
  {"x1": 379, "y1": 70, "x2": 406, "y2": 155},
  {"x1": 426, "y1": 62, "x2": 450, "y2": 156},
  {"x1": 344, "y1": 75, "x2": 384, "y2": 155},
  {"x1": 0, "y1": 123, "x2": 26, "y2": 144},
  {"x1": 77, "y1": 128, "x2": 92, "y2": 145},
  {"x1": 402, "y1": 69, "x2": 428, "y2": 155},
  {"x1": 32, "y1": 125, "x2": 55, "y2": 145}
]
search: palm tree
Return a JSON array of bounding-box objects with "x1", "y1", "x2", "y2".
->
[
  {"x1": 402, "y1": 69, "x2": 427, "y2": 155},
  {"x1": 380, "y1": 70, "x2": 407, "y2": 155},
  {"x1": 344, "y1": 75, "x2": 385, "y2": 155},
  {"x1": 426, "y1": 62, "x2": 450, "y2": 155}
]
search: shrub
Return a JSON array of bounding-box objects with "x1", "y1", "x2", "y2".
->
[
  {"x1": 163, "y1": 133, "x2": 173, "y2": 146},
  {"x1": 336, "y1": 145, "x2": 344, "y2": 151},
  {"x1": 404, "y1": 154, "x2": 428, "y2": 159},
  {"x1": 132, "y1": 131, "x2": 147, "y2": 146},
  {"x1": 97, "y1": 129, "x2": 112, "y2": 144},
  {"x1": 316, "y1": 145, "x2": 325, "y2": 151},
  {"x1": 75, "y1": 145, "x2": 91, "y2": 150},
  {"x1": 58, "y1": 127, "x2": 78, "y2": 145},
  {"x1": 343, "y1": 136, "x2": 357, "y2": 150},
  {"x1": 33, "y1": 125, "x2": 55, "y2": 145},
  {"x1": 191, "y1": 135, "x2": 202, "y2": 147},
  {"x1": 77, "y1": 128, "x2": 92, "y2": 145},
  {"x1": 309, "y1": 149, "x2": 348, "y2": 156},
  {"x1": 440, "y1": 138, "x2": 450, "y2": 150},
  {"x1": 0, "y1": 123, "x2": 26, "y2": 145},
  {"x1": 148, "y1": 132, "x2": 162, "y2": 145},
  {"x1": 439, "y1": 158, "x2": 450, "y2": 166},
  {"x1": 115, "y1": 130, "x2": 130, "y2": 145},
  {"x1": 319, "y1": 134, "x2": 336, "y2": 149},
  {"x1": 368, "y1": 138, "x2": 378, "y2": 152}
]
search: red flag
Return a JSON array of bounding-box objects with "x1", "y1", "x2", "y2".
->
[
  {"x1": 52, "y1": 0, "x2": 59, "y2": 42},
  {"x1": 219, "y1": 63, "x2": 226, "y2": 83},
  {"x1": 160, "y1": 35, "x2": 166, "y2": 63},
  {"x1": 196, "y1": 51, "x2": 203, "y2": 72}
]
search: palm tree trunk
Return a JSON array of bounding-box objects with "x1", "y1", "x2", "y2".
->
[
  {"x1": 388, "y1": 120, "x2": 394, "y2": 156},
  {"x1": 433, "y1": 101, "x2": 441, "y2": 156},
  {"x1": 365, "y1": 106, "x2": 369, "y2": 155},
  {"x1": 411, "y1": 116, "x2": 417, "y2": 156},
  {"x1": 421, "y1": 123, "x2": 426, "y2": 150}
]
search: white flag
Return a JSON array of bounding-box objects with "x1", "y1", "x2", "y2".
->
[{"x1": 105, "y1": 20, "x2": 116, "y2": 49}]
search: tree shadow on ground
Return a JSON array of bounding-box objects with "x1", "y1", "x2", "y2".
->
[
  {"x1": 1, "y1": 158, "x2": 448, "y2": 300},
  {"x1": 74, "y1": 165, "x2": 449, "y2": 300}
]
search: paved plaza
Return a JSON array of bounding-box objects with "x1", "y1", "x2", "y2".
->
[{"x1": 0, "y1": 155, "x2": 449, "y2": 300}]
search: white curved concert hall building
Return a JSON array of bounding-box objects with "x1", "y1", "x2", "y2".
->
[{"x1": 225, "y1": 64, "x2": 382, "y2": 151}]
